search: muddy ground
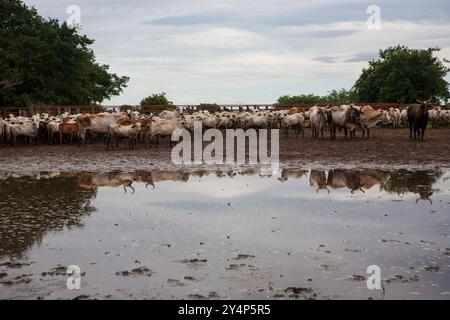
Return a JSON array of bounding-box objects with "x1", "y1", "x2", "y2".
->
[{"x1": 0, "y1": 128, "x2": 449, "y2": 172}]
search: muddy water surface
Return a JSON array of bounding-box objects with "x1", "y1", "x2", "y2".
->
[{"x1": 0, "y1": 168, "x2": 449, "y2": 299}]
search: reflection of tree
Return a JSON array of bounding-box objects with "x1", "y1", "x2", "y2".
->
[
  {"x1": 0, "y1": 175, "x2": 96, "y2": 258},
  {"x1": 380, "y1": 170, "x2": 444, "y2": 203}
]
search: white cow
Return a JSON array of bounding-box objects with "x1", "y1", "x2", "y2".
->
[
  {"x1": 202, "y1": 114, "x2": 221, "y2": 129},
  {"x1": 47, "y1": 117, "x2": 62, "y2": 144},
  {"x1": 148, "y1": 118, "x2": 182, "y2": 146},
  {"x1": 159, "y1": 109, "x2": 181, "y2": 120},
  {"x1": 309, "y1": 106, "x2": 328, "y2": 139},
  {"x1": 281, "y1": 113, "x2": 305, "y2": 138},
  {"x1": 400, "y1": 108, "x2": 408, "y2": 127},
  {"x1": 429, "y1": 107, "x2": 442, "y2": 128},
  {"x1": 106, "y1": 123, "x2": 141, "y2": 150},
  {"x1": 389, "y1": 108, "x2": 402, "y2": 128},
  {"x1": 9, "y1": 120, "x2": 39, "y2": 145}
]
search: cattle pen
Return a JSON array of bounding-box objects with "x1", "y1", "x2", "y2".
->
[{"x1": 1, "y1": 102, "x2": 446, "y2": 117}]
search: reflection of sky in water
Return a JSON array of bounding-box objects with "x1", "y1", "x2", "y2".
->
[{"x1": 0, "y1": 169, "x2": 449, "y2": 299}]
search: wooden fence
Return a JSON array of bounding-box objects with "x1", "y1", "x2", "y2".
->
[{"x1": 1, "y1": 102, "x2": 447, "y2": 117}]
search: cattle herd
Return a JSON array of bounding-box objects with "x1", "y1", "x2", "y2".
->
[{"x1": 0, "y1": 100, "x2": 449, "y2": 148}]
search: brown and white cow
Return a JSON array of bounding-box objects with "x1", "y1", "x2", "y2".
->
[
  {"x1": 77, "y1": 113, "x2": 121, "y2": 146},
  {"x1": 357, "y1": 105, "x2": 387, "y2": 138},
  {"x1": 327, "y1": 105, "x2": 363, "y2": 140}
]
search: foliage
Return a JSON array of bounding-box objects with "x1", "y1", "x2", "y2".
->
[
  {"x1": 277, "y1": 46, "x2": 449, "y2": 105},
  {"x1": 352, "y1": 46, "x2": 449, "y2": 103},
  {"x1": 277, "y1": 89, "x2": 356, "y2": 105},
  {"x1": 140, "y1": 92, "x2": 173, "y2": 106},
  {"x1": 0, "y1": 0, "x2": 129, "y2": 107}
]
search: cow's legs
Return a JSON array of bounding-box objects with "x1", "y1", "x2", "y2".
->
[
  {"x1": 409, "y1": 122, "x2": 413, "y2": 139},
  {"x1": 78, "y1": 129, "x2": 86, "y2": 147}
]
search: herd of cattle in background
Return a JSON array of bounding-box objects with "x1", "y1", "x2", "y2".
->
[
  {"x1": 1, "y1": 100, "x2": 449, "y2": 148},
  {"x1": 0, "y1": 168, "x2": 440, "y2": 204}
]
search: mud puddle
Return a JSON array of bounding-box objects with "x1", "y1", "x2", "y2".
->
[{"x1": 0, "y1": 168, "x2": 449, "y2": 299}]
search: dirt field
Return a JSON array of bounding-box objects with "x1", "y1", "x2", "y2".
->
[{"x1": 1, "y1": 128, "x2": 449, "y2": 172}]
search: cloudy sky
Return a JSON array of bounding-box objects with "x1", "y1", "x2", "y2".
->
[{"x1": 24, "y1": 0, "x2": 450, "y2": 105}]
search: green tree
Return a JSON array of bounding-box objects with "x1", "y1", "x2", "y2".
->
[
  {"x1": 140, "y1": 92, "x2": 173, "y2": 106},
  {"x1": 277, "y1": 94, "x2": 322, "y2": 105},
  {"x1": 277, "y1": 89, "x2": 356, "y2": 105},
  {"x1": 0, "y1": 0, "x2": 129, "y2": 107},
  {"x1": 323, "y1": 88, "x2": 356, "y2": 104},
  {"x1": 353, "y1": 46, "x2": 449, "y2": 103}
]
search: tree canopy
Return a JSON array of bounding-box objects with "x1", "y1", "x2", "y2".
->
[
  {"x1": 140, "y1": 92, "x2": 173, "y2": 106},
  {"x1": 353, "y1": 46, "x2": 449, "y2": 103},
  {"x1": 277, "y1": 46, "x2": 449, "y2": 105},
  {"x1": 0, "y1": 0, "x2": 129, "y2": 107},
  {"x1": 277, "y1": 89, "x2": 355, "y2": 105}
]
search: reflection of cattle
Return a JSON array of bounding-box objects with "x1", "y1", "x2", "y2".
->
[
  {"x1": 327, "y1": 170, "x2": 352, "y2": 190},
  {"x1": 407, "y1": 171, "x2": 434, "y2": 204},
  {"x1": 136, "y1": 170, "x2": 190, "y2": 189},
  {"x1": 239, "y1": 168, "x2": 273, "y2": 178},
  {"x1": 214, "y1": 169, "x2": 236, "y2": 178},
  {"x1": 327, "y1": 169, "x2": 385, "y2": 194},
  {"x1": 309, "y1": 170, "x2": 328, "y2": 193},
  {"x1": 358, "y1": 170, "x2": 386, "y2": 190},
  {"x1": 75, "y1": 172, "x2": 136, "y2": 193},
  {"x1": 190, "y1": 170, "x2": 209, "y2": 178},
  {"x1": 279, "y1": 169, "x2": 307, "y2": 182}
]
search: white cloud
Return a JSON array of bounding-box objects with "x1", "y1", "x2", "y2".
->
[{"x1": 22, "y1": 0, "x2": 450, "y2": 105}]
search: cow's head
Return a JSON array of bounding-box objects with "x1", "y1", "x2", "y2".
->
[
  {"x1": 348, "y1": 106, "x2": 363, "y2": 122},
  {"x1": 131, "y1": 123, "x2": 141, "y2": 131},
  {"x1": 318, "y1": 107, "x2": 328, "y2": 120},
  {"x1": 416, "y1": 98, "x2": 433, "y2": 110}
]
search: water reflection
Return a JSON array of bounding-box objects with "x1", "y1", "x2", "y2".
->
[
  {"x1": 1, "y1": 168, "x2": 449, "y2": 299},
  {"x1": 0, "y1": 172, "x2": 96, "y2": 258},
  {"x1": 380, "y1": 170, "x2": 441, "y2": 204},
  {"x1": 1, "y1": 168, "x2": 444, "y2": 197},
  {"x1": 0, "y1": 168, "x2": 445, "y2": 259}
]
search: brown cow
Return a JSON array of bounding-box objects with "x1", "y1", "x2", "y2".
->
[
  {"x1": 408, "y1": 100, "x2": 431, "y2": 141},
  {"x1": 58, "y1": 122, "x2": 78, "y2": 144}
]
